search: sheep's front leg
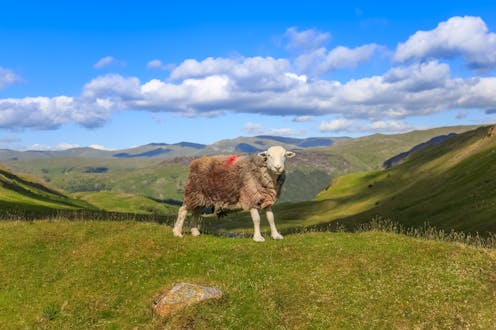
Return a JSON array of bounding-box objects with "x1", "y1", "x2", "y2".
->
[
  {"x1": 265, "y1": 206, "x2": 283, "y2": 240},
  {"x1": 250, "y1": 208, "x2": 265, "y2": 242},
  {"x1": 173, "y1": 205, "x2": 187, "y2": 237}
]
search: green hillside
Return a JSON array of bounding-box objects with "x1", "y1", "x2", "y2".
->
[
  {"x1": 4, "y1": 157, "x2": 189, "y2": 203},
  {"x1": 1, "y1": 220, "x2": 495, "y2": 328},
  {"x1": 0, "y1": 165, "x2": 94, "y2": 217},
  {"x1": 324, "y1": 125, "x2": 478, "y2": 172},
  {"x1": 4, "y1": 125, "x2": 478, "y2": 204},
  {"x1": 313, "y1": 125, "x2": 496, "y2": 233},
  {"x1": 209, "y1": 125, "x2": 496, "y2": 236}
]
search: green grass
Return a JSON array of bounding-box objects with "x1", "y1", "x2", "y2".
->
[
  {"x1": 0, "y1": 220, "x2": 495, "y2": 329},
  {"x1": 74, "y1": 191, "x2": 177, "y2": 216}
]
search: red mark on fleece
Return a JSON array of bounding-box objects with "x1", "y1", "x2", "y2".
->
[{"x1": 226, "y1": 155, "x2": 240, "y2": 165}]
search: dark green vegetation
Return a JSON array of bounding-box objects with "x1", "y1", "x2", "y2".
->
[
  {"x1": 1, "y1": 221, "x2": 495, "y2": 329},
  {"x1": 4, "y1": 125, "x2": 476, "y2": 203}
]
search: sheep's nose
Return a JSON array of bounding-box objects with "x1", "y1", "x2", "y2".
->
[{"x1": 275, "y1": 165, "x2": 282, "y2": 171}]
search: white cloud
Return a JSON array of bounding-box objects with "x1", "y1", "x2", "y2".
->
[
  {"x1": 2, "y1": 18, "x2": 496, "y2": 132},
  {"x1": 0, "y1": 95, "x2": 114, "y2": 130},
  {"x1": 58, "y1": 143, "x2": 81, "y2": 150},
  {"x1": 89, "y1": 144, "x2": 109, "y2": 150},
  {"x1": 296, "y1": 44, "x2": 379, "y2": 75},
  {"x1": 293, "y1": 115, "x2": 312, "y2": 122},
  {"x1": 320, "y1": 118, "x2": 411, "y2": 133},
  {"x1": 0, "y1": 67, "x2": 21, "y2": 89},
  {"x1": 320, "y1": 118, "x2": 357, "y2": 132},
  {"x1": 243, "y1": 122, "x2": 304, "y2": 136},
  {"x1": 147, "y1": 59, "x2": 163, "y2": 69},
  {"x1": 147, "y1": 59, "x2": 175, "y2": 71},
  {"x1": 3, "y1": 58, "x2": 496, "y2": 130},
  {"x1": 93, "y1": 56, "x2": 126, "y2": 69},
  {"x1": 284, "y1": 27, "x2": 330, "y2": 51},
  {"x1": 367, "y1": 120, "x2": 411, "y2": 132},
  {"x1": 94, "y1": 56, "x2": 115, "y2": 69},
  {"x1": 394, "y1": 16, "x2": 496, "y2": 70}
]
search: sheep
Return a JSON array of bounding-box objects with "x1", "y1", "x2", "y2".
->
[{"x1": 172, "y1": 146, "x2": 295, "y2": 242}]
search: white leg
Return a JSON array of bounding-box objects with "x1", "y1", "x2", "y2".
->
[
  {"x1": 250, "y1": 208, "x2": 265, "y2": 242},
  {"x1": 173, "y1": 205, "x2": 187, "y2": 237},
  {"x1": 190, "y1": 209, "x2": 201, "y2": 237},
  {"x1": 265, "y1": 206, "x2": 283, "y2": 240}
]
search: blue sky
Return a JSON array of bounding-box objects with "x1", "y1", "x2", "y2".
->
[{"x1": 1, "y1": 1, "x2": 496, "y2": 150}]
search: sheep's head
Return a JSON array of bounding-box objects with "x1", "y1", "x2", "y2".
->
[{"x1": 258, "y1": 146, "x2": 295, "y2": 175}]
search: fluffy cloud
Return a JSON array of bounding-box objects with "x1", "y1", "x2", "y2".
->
[
  {"x1": 89, "y1": 144, "x2": 109, "y2": 150},
  {"x1": 0, "y1": 95, "x2": 113, "y2": 129},
  {"x1": 295, "y1": 44, "x2": 379, "y2": 75},
  {"x1": 93, "y1": 56, "x2": 126, "y2": 69},
  {"x1": 293, "y1": 115, "x2": 312, "y2": 122},
  {"x1": 2, "y1": 59, "x2": 496, "y2": 130},
  {"x1": 395, "y1": 16, "x2": 496, "y2": 70},
  {"x1": 147, "y1": 59, "x2": 174, "y2": 71},
  {"x1": 285, "y1": 27, "x2": 379, "y2": 76},
  {"x1": 243, "y1": 122, "x2": 304, "y2": 136},
  {"x1": 320, "y1": 118, "x2": 411, "y2": 133},
  {"x1": 2, "y1": 17, "x2": 496, "y2": 132},
  {"x1": 284, "y1": 27, "x2": 330, "y2": 51},
  {"x1": 0, "y1": 67, "x2": 21, "y2": 89},
  {"x1": 319, "y1": 118, "x2": 356, "y2": 132}
]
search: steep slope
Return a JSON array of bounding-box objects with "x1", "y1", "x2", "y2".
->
[
  {"x1": 0, "y1": 165, "x2": 95, "y2": 216},
  {"x1": 313, "y1": 125, "x2": 496, "y2": 233},
  {"x1": 326, "y1": 125, "x2": 477, "y2": 172}
]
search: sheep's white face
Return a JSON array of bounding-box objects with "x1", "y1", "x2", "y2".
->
[{"x1": 258, "y1": 146, "x2": 296, "y2": 175}]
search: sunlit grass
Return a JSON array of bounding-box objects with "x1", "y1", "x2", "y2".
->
[{"x1": 1, "y1": 220, "x2": 495, "y2": 328}]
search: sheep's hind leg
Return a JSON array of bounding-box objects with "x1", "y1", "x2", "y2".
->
[
  {"x1": 190, "y1": 208, "x2": 201, "y2": 237},
  {"x1": 250, "y1": 208, "x2": 265, "y2": 242},
  {"x1": 173, "y1": 205, "x2": 187, "y2": 237},
  {"x1": 265, "y1": 206, "x2": 283, "y2": 240}
]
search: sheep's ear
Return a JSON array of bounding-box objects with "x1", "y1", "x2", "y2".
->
[
  {"x1": 258, "y1": 151, "x2": 268, "y2": 160},
  {"x1": 286, "y1": 151, "x2": 296, "y2": 158}
]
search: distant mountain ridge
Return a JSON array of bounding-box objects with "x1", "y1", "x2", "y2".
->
[{"x1": 0, "y1": 135, "x2": 339, "y2": 161}]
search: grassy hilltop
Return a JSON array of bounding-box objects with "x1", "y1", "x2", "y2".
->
[{"x1": 1, "y1": 220, "x2": 495, "y2": 329}]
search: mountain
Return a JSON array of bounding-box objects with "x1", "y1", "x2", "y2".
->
[
  {"x1": 210, "y1": 125, "x2": 496, "y2": 235},
  {"x1": 2, "y1": 125, "x2": 481, "y2": 204},
  {"x1": 0, "y1": 136, "x2": 338, "y2": 161},
  {"x1": 382, "y1": 133, "x2": 458, "y2": 168},
  {"x1": 0, "y1": 164, "x2": 94, "y2": 217},
  {"x1": 313, "y1": 125, "x2": 496, "y2": 233}
]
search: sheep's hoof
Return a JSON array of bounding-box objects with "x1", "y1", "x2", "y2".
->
[
  {"x1": 172, "y1": 229, "x2": 183, "y2": 237},
  {"x1": 253, "y1": 235, "x2": 265, "y2": 242},
  {"x1": 191, "y1": 228, "x2": 201, "y2": 236},
  {"x1": 272, "y1": 233, "x2": 284, "y2": 240}
]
